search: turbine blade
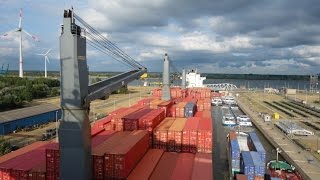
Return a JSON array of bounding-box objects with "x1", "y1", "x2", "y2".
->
[
  {"x1": 0, "y1": 29, "x2": 19, "y2": 39},
  {"x1": 46, "y1": 57, "x2": 50, "y2": 64},
  {"x1": 18, "y1": 8, "x2": 22, "y2": 29},
  {"x1": 36, "y1": 53, "x2": 45, "y2": 56},
  {"x1": 45, "y1": 48, "x2": 51, "y2": 55},
  {"x1": 22, "y1": 29, "x2": 39, "y2": 41}
]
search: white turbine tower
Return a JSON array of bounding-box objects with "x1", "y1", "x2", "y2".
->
[
  {"x1": 36, "y1": 49, "x2": 51, "y2": 78},
  {"x1": 0, "y1": 8, "x2": 39, "y2": 78}
]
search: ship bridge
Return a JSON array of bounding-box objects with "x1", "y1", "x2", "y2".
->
[{"x1": 205, "y1": 83, "x2": 238, "y2": 91}]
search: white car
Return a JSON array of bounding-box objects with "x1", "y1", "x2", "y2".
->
[
  {"x1": 223, "y1": 96, "x2": 236, "y2": 105},
  {"x1": 237, "y1": 115, "x2": 252, "y2": 126},
  {"x1": 211, "y1": 98, "x2": 222, "y2": 106}
]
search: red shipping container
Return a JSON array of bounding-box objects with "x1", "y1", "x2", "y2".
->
[
  {"x1": 194, "y1": 111, "x2": 203, "y2": 117},
  {"x1": 122, "y1": 108, "x2": 153, "y2": 131},
  {"x1": 170, "y1": 153, "x2": 195, "y2": 180},
  {"x1": 191, "y1": 153, "x2": 212, "y2": 180},
  {"x1": 109, "y1": 107, "x2": 128, "y2": 130},
  {"x1": 254, "y1": 176, "x2": 264, "y2": 180},
  {"x1": 167, "y1": 105, "x2": 176, "y2": 118},
  {"x1": 29, "y1": 162, "x2": 46, "y2": 180},
  {"x1": 175, "y1": 102, "x2": 187, "y2": 118},
  {"x1": 197, "y1": 118, "x2": 212, "y2": 153},
  {"x1": 92, "y1": 131, "x2": 131, "y2": 180},
  {"x1": 0, "y1": 141, "x2": 50, "y2": 164},
  {"x1": 149, "y1": 152, "x2": 179, "y2": 180},
  {"x1": 153, "y1": 118, "x2": 175, "y2": 150},
  {"x1": 127, "y1": 149, "x2": 164, "y2": 180},
  {"x1": 167, "y1": 118, "x2": 187, "y2": 152},
  {"x1": 202, "y1": 110, "x2": 212, "y2": 118},
  {"x1": 182, "y1": 117, "x2": 200, "y2": 153},
  {"x1": 0, "y1": 143, "x2": 56, "y2": 180},
  {"x1": 236, "y1": 174, "x2": 248, "y2": 180},
  {"x1": 109, "y1": 130, "x2": 149, "y2": 179},
  {"x1": 196, "y1": 100, "x2": 204, "y2": 111},
  {"x1": 113, "y1": 106, "x2": 143, "y2": 131},
  {"x1": 157, "y1": 100, "x2": 173, "y2": 116}
]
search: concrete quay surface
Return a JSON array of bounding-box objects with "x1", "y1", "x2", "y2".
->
[{"x1": 237, "y1": 98, "x2": 320, "y2": 180}]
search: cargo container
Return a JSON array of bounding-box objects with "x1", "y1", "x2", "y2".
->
[
  {"x1": 167, "y1": 105, "x2": 176, "y2": 118},
  {"x1": 196, "y1": 100, "x2": 204, "y2": 111},
  {"x1": 157, "y1": 100, "x2": 173, "y2": 116},
  {"x1": 0, "y1": 141, "x2": 50, "y2": 164},
  {"x1": 0, "y1": 142, "x2": 56, "y2": 180},
  {"x1": 247, "y1": 132, "x2": 266, "y2": 163},
  {"x1": 194, "y1": 111, "x2": 203, "y2": 117},
  {"x1": 241, "y1": 151, "x2": 255, "y2": 180},
  {"x1": 122, "y1": 108, "x2": 153, "y2": 131},
  {"x1": 92, "y1": 131, "x2": 131, "y2": 179},
  {"x1": 236, "y1": 174, "x2": 249, "y2": 180},
  {"x1": 28, "y1": 161, "x2": 46, "y2": 180},
  {"x1": 149, "y1": 152, "x2": 179, "y2": 180},
  {"x1": 230, "y1": 140, "x2": 241, "y2": 159},
  {"x1": 113, "y1": 105, "x2": 143, "y2": 131},
  {"x1": 127, "y1": 149, "x2": 164, "y2": 180},
  {"x1": 108, "y1": 130, "x2": 149, "y2": 179},
  {"x1": 170, "y1": 153, "x2": 195, "y2": 180},
  {"x1": 182, "y1": 117, "x2": 200, "y2": 153},
  {"x1": 184, "y1": 102, "x2": 196, "y2": 118},
  {"x1": 183, "y1": 97, "x2": 198, "y2": 104},
  {"x1": 191, "y1": 153, "x2": 212, "y2": 180},
  {"x1": 175, "y1": 102, "x2": 187, "y2": 118},
  {"x1": 203, "y1": 98, "x2": 211, "y2": 110},
  {"x1": 202, "y1": 110, "x2": 212, "y2": 118},
  {"x1": 153, "y1": 118, "x2": 175, "y2": 150},
  {"x1": 150, "y1": 99, "x2": 164, "y2": 109},
  {"x1": 167, "y1": 118, "x2": 187, "y2": 152},
  {"x1": 197, "y1": 118, "x2": 212, "y2": 153},
  {"x1": 250, "y1": 151, "x2": 265, "y2": 176}
]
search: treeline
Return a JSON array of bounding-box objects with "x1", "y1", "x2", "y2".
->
[
  {"x1": 0, "y1": 77, "x2": 60, "y2": 110},
  {"x1": 202, "y1": 73, "x2": 310, "y2": 80}
]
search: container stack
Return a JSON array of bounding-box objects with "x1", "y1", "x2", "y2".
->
[
  {"x1": 247, "y1": 132, "x2": 266, "y2": 164},
  {"x1": 0, "y1": 87, "x2": 213, "y2": 180},
  {"x1": 229, "y1": 132, "x2": 241, "y2": 176},
  {"x1": 240, "y1": 151, "x2": 265, "y2": 180}
]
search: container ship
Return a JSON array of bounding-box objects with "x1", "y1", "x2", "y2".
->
[{"x1": 0, "y1": 86, "x2": 215, "y2": 180}]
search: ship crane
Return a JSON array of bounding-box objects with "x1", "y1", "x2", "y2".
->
[{"x1": 59, "y1": 9, "x2": 146, "y2": 180}]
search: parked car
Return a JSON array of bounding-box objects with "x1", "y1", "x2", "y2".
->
[{"x1": 236, "y1": 115, "x2": 252, "y2": 126}]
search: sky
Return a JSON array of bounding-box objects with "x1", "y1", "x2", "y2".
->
[{"x1": 0, "y1": 0, "x2": 320, "y2": 74}]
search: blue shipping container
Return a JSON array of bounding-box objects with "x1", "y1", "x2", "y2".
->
[
  {"x1": 230, "y1": 139, "x2": 240, "y2": 159},
  {"x1": 248, "y1": 132, "x2": 266, "y2": 162},
  {"x1": 184, "y1": 102, "x2": 196, "y2": 117},
  {"x1": 250, "y1": 151, "x2": 265, "y2": 176},
  {"x1": 231, "y1": 159, "x2": 240, "y2": 169},
  {"x1": 241, "y1": 151, "x2": 255, "y2": 175}
]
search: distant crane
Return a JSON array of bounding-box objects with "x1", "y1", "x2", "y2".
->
[
  {"x1": 36, "y1": 49, "x2": 51, "y2": 78},
  {"x1": 0, "y1": 8, "x2": 39, "y2": 78}
]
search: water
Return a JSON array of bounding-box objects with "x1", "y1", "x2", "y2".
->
[{"x1": 128, "y1": 78, "x2": 311, "y2": 90}]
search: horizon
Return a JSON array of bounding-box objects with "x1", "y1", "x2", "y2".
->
[{"x1": 1, "y1": 1, "x2": 320, "y2": 74}]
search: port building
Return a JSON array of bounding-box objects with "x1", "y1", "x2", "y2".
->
[{"x1": 0, "y1": 104, "x2": 61, "y2": 135}]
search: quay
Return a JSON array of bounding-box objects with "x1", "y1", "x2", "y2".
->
[{"x1": 237, "y1": 94, "x2": 320, "y2": 180}]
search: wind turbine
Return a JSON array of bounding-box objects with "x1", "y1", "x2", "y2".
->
[
  {"x1": 0, "y1": 8, "x2": 39, "y2": 78},
  {"x1": 36, "y1": 49, "x2": 51, "y2": 78}
]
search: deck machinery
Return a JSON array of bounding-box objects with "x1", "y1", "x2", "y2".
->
[{"x1": 59, "y1": 9, "x2": 146, "y2": 180}]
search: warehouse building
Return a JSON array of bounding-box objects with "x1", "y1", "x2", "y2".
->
[{"x1": 0, "y1": 104, "x2": 61, "y2": 135}]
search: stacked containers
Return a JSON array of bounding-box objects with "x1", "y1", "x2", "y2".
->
[
  {"x1": 191, "y1": 153, "x2": 212, "y2": 180},
  {"x1": 241, "y1": 151, "x2": 255, "y2": 180},
  {"x1": 127, "y1": 149, "x2": 164, "y2": 180},
  {"x1": 151, "y1": 88, "x2": 162, "y2": 98},
  {"x1": 175, "y1": 102, "x2": 187, "y2": 117},
  {"x1": 247, "y1": 132, "x2": 266, "y2": 164},
  {"x1": 139, "y1": 109, "x2": 166, "y2": 146},
  {"x1": 202, "y1": 110, "x2": 211, "y2": 118},
  {"x1": 28, "y1": 162, "x2": 46, "y2": 180},
  {"x1": 109, "y1": 107, "x2": 129, "y2": 130},
  {"x1": 182, "y1": 117, "x2": 200, "y2": 153},
  {"x1": 184, "y1": 102, "x2": 196, "y2": 118},
  {"x1": 113, "y1": 105, "x2": 143, "y2": 131},
  {"x1": 122, "y1": 108, "x2": 153, "y2": 131},
  {"x1": 197, "y1": 118, "x2": 213, "y2": 153},
  {"x1": 250, "y1": 151, "x2": 265, "y2": 178},
  {"x1": 230, "y1": 139, "x2": 241, "y2": 176},
  {"x1": 157, "y1": 100, "x2": 174, "y2": 116},
  {"x1": 153, "y1": 118, "x2": 175, "y2": 150},
  {"x1": 167, "y1": 118, "x2": 187, "y2": 152},
  {"x1": 46, "y1": 130, "x2": 117, "y2": 180},
  {"x1": 92, "y1": 132, "x2": 130, "y2": 179},
  {"x1": 236, "y1": 174, "x2": 249, "y2": 180},
  {"x1": 167, "y1": 105, "x2": 176, "y2": 118},
  {"x1": 203, "y1": 98, "x2": 211, "y2": 110},
  {"x1": 108, "y1": 130, "x2": 149, "y2": 179},
  {"x1": 196, "y1": 100, "x2": 204, "y2": 111},
  {"x1": 150, "y1": 99, "x2": 164, "y2": 109}
]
